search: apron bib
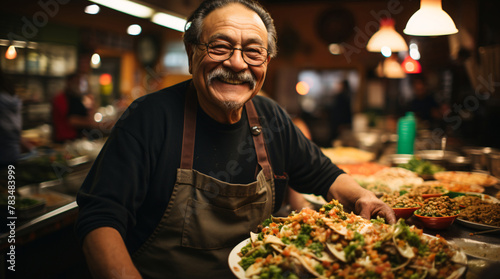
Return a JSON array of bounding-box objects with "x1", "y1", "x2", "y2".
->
[{"x1": 132, "y1": 83, "x2": 275, "y2": 278}]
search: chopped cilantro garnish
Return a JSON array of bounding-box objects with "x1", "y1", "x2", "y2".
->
[
  {"x1": 308, "y1": 241, "x2": 324, "y2": 257},
  {"x1": 314, "y1": 264, "x2": 324, "y2": 275},
  {"x1": 293, "y1": 234, "x2": 310, "y2": 248},
  {"x1": 300, "y1": 224, "x2": 312, "y2": 235},
  {"x1": 281, "y1": 236, "x2": 291, "y2": 245},
  {"x1": 322, "y1": 203, "x2": 335, "y2": 214},
  {"x1": 262, "y1": 217, "x2": 273, "y2": 227},
  {"x1": 240, "y1": 242, "x2": 252, "y2": 255},
  {"x1": 371, "y1": 216, "x2": 386, "y2": 224}
]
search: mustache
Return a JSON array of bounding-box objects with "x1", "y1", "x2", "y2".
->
[{"x1": 207, "y1": 68, "x2": 256, "y2": 89}]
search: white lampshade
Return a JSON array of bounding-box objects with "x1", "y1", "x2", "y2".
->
[
  {"x1": 404, "y1": 0, "x2": 458, "y2": 36},
  {"x1": 367, "y1": 18, "x2": 408, "y2": 53},
  {"x1": 376, "y1": 55, "x2": 406, "y2": 79}
]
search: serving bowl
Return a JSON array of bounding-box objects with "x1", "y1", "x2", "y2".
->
[
  {"x1": 414, "y1": 214, "x2": 458, "y2": 230},
  {"x1": 421, "y1": 193, "x2": 444, "y2": 199},
  {"x1": 393, "y1": 206, "x2": 420, "y2": 220}
]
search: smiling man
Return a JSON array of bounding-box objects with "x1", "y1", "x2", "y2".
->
[{"x1": 75, "y1": 0, "x2": 395, "y2": 278}]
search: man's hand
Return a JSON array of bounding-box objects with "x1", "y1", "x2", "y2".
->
[
  {"x1": 354, "y1": 193, "x2": 396, "y2": 224},
  {"x1": 327, "y1": 174, "x2": 396, "y2": 224}
]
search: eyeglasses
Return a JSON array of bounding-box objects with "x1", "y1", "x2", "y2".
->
[{"x1": 198, "y1": 41, "x2": 269, "y2": 66}]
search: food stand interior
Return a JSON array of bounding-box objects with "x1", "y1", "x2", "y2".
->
[{"x1": 1, "y1": 0, "x2": 499, "y2": 278}]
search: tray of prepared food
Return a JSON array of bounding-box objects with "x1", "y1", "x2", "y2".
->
[
  {"x1": 321, "y1": 147, "x2": 375, "y2": 164},
  {"x1": 397, "y1": 156, "x2": 445, "y2": 179},
  {"x1": 336, "y1": 162, "x2": 388, "y2": 176},
  {"x1": 455, "y1": 198, "x2": 500, "y2": 230},
  {"x1": 434, "y1": 171, "x2": 499, "y2": 187},
  {"x1": 229, "y1": 200, "x2": 467, "y2": 278}
]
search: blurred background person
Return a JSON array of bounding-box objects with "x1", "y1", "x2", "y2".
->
[
  {"x1": 0, "y1": 68, "x2": 33, "y2": 166},
  {"x1": 328, "y1": 79, "x2": 353, "y2": 143},
  {"x1": 51, "y1": 73, "x2": 98, "y2": 143},
  {"x1": 406, "y1": 74, "x2": 441, "y2": 129}
]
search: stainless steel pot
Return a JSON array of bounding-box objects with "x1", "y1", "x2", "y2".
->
[{"x1": 488, "y1": 151, "x2": 500, "y2": 178}]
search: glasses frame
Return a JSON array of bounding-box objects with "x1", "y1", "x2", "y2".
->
[{"x1": 197, "y1": 42, "x2": 269, "y2": 66}]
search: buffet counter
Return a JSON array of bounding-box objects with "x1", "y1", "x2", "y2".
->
[{"x1": 2, "y1": 142, "x2": 500, "y2": 278}]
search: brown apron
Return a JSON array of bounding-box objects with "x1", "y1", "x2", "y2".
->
[{"x1": 132, "y1": 84, "x2": 275, "y2": 278}]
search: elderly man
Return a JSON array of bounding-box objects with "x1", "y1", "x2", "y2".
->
[{"x1": 76, "y1": 0, "x2": 395, "y2": 278}]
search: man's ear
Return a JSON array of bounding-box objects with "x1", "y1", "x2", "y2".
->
[{"x1": 185, "y1": 43, "x2": 194, "y2": 74}]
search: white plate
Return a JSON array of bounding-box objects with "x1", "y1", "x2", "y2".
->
[
  {"x1": 302, "y1": 194, "x2": 327, "y2": 206},
  {"x1": 228, "y1": 238, "x2": 251, "y2": 279},
  {"x1": 455, "y1": 218, "x2": 500, "y2": 231},
  {"x1": 228, "y1": 236, "x2": 467, "y2": 279},
  {"x1": 455, "y1": 193, "x2": 500, "y2": 230}
]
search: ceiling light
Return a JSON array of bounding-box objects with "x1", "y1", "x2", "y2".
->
[
  {"x1": 367, "y1": 18, "x2": 408, "y2": 53},
  {"x1": 404, "y1": 0, "x2": 458, "y2": 36},
  {"x1": 5, "y1": 45, "x2": 17, "y2": 60},
  {"x1": 381, "y1": 46, "x2": 392, "y2": 58},
  {"x1": 296, "y1": 81, "x2": 310, "y2": 95},
  {"x1": 91, "y1": 53, "x2": 101, "y2": 68},
  {"x1": 127, "y1": 24, "x2": 142, "y2": 36},
  {"x1": 89, "y1": 0, "x2": 154, "y2": 18},
  {"x1": 376, "y1": 55, "x2": 406, "y2": 79},
  {"x1": 85, "y1": 4, "x2": 100, "y2": 15},
  {"x1": 151, "y1": 12, "x2": 186, "y2": 32},
  {"x1": 328, "y1": 44, "x2": 343, "y2": 55},
  {"x1": 402, "y1": 55, "x2": 422, "y2": 74}
]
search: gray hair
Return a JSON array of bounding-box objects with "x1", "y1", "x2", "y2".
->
[{"x1": 183, "y1": 0, "x2": 278, "y2": 58}]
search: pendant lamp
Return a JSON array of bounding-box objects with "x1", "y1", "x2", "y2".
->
[
  {"x1": 376, "y1": 55, "x2": 406, "y2": 79},
  {"x1": 404, "y1": 0, "x2": 458, "y2": 36},
  {"x1": 5, "y1": 45, "x2": 17, "y2": 60},
  {"x1": 367, "y1": 18, "x2": 408, "y2": 53},
  {"x1": 401, "y1": 55, "x2": 422, "y2": 74}
]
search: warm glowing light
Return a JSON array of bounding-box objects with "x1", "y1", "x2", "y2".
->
[
  {"x1": 85, "y1": 4, "x2": 100, "y2": 14},
  {"x1": 91, "y1": 53, "x2": 101, "y2": 68},
  {"x1": 366, "y1": 18, "x2": 408, "y2": 53},
  {"x1": 402, "y1": 55, "x2": 422, "y2": 74},
  {"x1": 410, "y1": 48, "x2": 421, "y2": 60},
  {"x1": 127, "y1": 24, "x2": 142, "y2": 35},
  {"x1": 94, "y1": 112, "x2": 103, "y2": 122},
  {"x1": 99, "y1": 73, "x2": 112, "y2": 85},
  {"x1": 296, "y1": 81, "x2": 310, "y2": 95},
  {"x1": 89, "y1": 0, "x2": 154, "y2": 18},
  {"x1": 381, "y1": 46, "x2": 392, "y2": 57},
  {"x1": 5, "y1": 45, "x2": 17, "y2": 60},
  {"x1": 376, "y1": 55, "x2": 406, "y2": 79},
  {"x1": 151, "y1": 12, "x2": 187, "y2": 32},
  {"x1": 404, "y1": 0, "x2": 458, "y2": 36},
  {"x1": 328, "y1": 44, "x2": 343, "y2": 55}
]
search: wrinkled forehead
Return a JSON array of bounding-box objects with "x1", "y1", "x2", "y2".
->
[{"x1": 201, "y1": 3, "x2": 268, "y2": 46}]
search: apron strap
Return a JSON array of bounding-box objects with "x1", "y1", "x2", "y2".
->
[
  {"x1": 180, "y1": 82, "x2": 197, "y2": 169},
  {"x1": 245, "y1": 100, "x2": 272, "y2": 180}
]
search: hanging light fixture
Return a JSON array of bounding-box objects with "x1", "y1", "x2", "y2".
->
[
  {"x1": 401, "y1": 55, "x2": 422, "y2": 74},
  {"x1": 376, "y1": 55, "x2": 406, "y2": 79},
  {"x1": 367, "y1": 18, "x2": 408, "y2": 53},
  {"x1": 404, "y1": 0, "x2": 458, "y2": 36},
  {"x1": 5, "y1": 45, "x2": 17, "y2": 60}
]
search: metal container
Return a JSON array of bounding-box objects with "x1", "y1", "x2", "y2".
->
[
  {"x1": 415, "y1": 150, "x2": 459, "y2": 165},
  {"x1": 387, "y1": 154, "x2": 413, "y2": 166},
  {"x1": 446, "y1": 155, "x2": 471, "y2": 171},
  {"x1": 488, "y1": 151, "x2": 500, "y2": 178},
  {"x1": 463, "y1": 146, "x2": 500, "y2": 172}
]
